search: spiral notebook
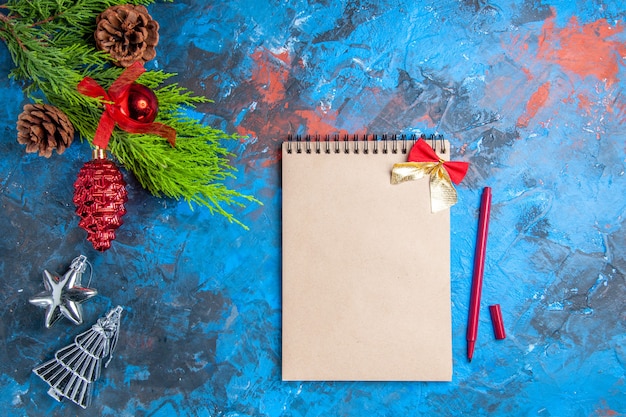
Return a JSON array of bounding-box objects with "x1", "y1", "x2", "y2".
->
[{"x1": 282, "y1": 137, "x2": 453, "y2": 381}]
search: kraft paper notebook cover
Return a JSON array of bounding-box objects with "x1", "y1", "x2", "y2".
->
[{"x1": 281, "y1": 138, "x2": 453, "y2": 381}]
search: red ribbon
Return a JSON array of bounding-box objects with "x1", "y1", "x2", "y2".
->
[
  {"x1": 407, "y1": 139, "x2": 469, "y2": 184},
  {"x1": 77, "y1": 62, "x2": 176, "y2": 149}
]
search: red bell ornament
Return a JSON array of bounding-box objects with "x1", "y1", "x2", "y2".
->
[{"x1": 73, "y1": 147, "x2": 128, "y2": 251}]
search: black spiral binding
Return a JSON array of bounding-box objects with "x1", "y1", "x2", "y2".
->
[{"x1": 285, "y1": 133, "x2": 447, "y2": 155}]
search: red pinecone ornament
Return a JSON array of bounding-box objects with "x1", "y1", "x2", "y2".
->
[{"x1": 73, "y1": 148, "x2": 128, "y2": 251}]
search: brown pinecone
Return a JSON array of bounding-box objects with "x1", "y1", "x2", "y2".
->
[
  {"x1": 16, "y1": 104, "x2": 75, "y2": 158},
  {"x1": 94, "y1": 4, "x2": 159, "y2": 67}
]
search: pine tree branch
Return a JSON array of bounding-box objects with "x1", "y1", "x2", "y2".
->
[{"x1": 0, "y1": 0, "x2": 259, "y2": 227}]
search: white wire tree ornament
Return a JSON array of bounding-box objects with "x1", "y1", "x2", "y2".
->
[{"x1": 33, "y1": 305, "x2": 124, "y2": 409}]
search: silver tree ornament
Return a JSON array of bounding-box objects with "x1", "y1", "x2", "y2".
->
[{"x1": 33, "y1": 305, "x2": 124, "y2": 409}]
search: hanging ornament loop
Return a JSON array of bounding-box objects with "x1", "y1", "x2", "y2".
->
[
  {"x1": 70, "y1": 254, "x2": 94, "y2": 287},
  {"x1": 92, "y1": 146, "x2": 106, "y2": 160},
  {"x1": 77, "y1": 62, "x2": 176, "y2": 149}
]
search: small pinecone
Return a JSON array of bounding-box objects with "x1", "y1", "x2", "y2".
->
[
  {"x1": 16, "y1": 104, "x2": 75, "y2": 158},
  {"x1": 94, "y1": 4, "x2": 159, "y2": 67}
]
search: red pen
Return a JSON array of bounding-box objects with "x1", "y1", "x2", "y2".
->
[{"x1": 467, "y1": 186, "x2": 492, "y2": 362}]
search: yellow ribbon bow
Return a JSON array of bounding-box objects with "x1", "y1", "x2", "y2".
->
[{"x1": 391, "y1": 139, "x2": 469, "y2": 212}]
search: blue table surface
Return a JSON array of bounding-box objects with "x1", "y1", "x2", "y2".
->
[{"x1": 0, "y1": 1, "x2": 625, "y2": 416}]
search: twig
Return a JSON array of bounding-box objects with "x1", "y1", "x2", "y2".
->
[{"x1": 0, "y1": 12, "x2": 27, "y2": 51}]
